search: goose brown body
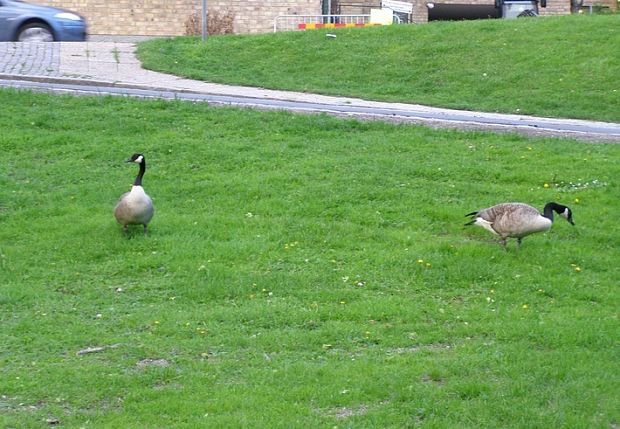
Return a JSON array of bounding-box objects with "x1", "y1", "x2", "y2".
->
[
  {"x1": 465, "y1": 202, "x2": 574, "y2": 248},
  {"x1": 114, "y1": 154, "x2": 154, "y2": 234}
]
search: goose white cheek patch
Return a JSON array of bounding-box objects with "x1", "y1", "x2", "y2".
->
[{"x1": 134, "y1": 155, "x2": 144, "y2": 163}]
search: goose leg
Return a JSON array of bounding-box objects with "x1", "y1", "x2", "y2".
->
[
  {"x1": 143, "y1": 224, "x2": 148, "y2": 235},
  {"x1": 517, "y1": 237, "x2": 523, "y2": 249},
  {"x1": 500, "y1": 238, "x2": 507, "y2": 249}
]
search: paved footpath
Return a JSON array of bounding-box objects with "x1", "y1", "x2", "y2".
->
[
  {"x1": 0, "y1": 42, "x2": 61, "y2": 76},
  {"x1": 1, "y1": 40, "x2": 390, "y2": 103},
  {"x1": 1, "y1": 40, "x2": 619, "y2": 142}
]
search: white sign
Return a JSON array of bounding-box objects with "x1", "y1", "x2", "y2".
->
[{"x1": 381, "y1": 0, "x2": 413, "y2": 14}]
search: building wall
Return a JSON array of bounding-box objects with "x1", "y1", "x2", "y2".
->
[
  {"x1": 37, "y1": 0, "x2": 604, "y2": 35},
  {"x1": 539, "y1": 0, "x2": 572, "y2": 15},
  {"x1": 38, "y1": 0, "x2": 322, "y2": 36}
]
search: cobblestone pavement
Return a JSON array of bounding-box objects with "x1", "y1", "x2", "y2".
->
[
  {"x1": 0, "y1": 41, "x2": 141, "y2": 80},
  {"x1": 0, "y1": 42, "x2": 61, "y2": 76}
]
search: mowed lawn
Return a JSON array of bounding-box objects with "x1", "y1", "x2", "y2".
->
[
  {"x1": 137, "y1": 14, "x2": 620, "y2": 122},
  {"x1": 1, "y1": 90, "x2": 619, "y2": 428}
]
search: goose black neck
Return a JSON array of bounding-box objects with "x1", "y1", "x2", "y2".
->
[
  {"x1": 134, "y1": 160, "x2": 146, "y2": 186},
  {"x1": 543, "y1": 202, "x2": 562, "y2": 222}
]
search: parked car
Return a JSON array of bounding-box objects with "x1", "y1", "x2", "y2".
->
[{"x1": 0, "y1": 0, "x2": 87, "y2": 41}]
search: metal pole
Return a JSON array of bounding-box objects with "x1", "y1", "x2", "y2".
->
[{"x1": 201, "y1": 0, "x2": 207, "y2": 42}]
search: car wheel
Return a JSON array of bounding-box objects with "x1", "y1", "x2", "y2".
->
[{"x1": 17, "y1": 23, "x2": 55, "y2": 42}]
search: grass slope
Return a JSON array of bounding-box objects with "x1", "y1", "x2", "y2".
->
[
  {"x1": 137, "y1": 15, "x2": 620, "y2": 122},
  {"x1": 1, "y1": 90, "x2": 619, "y2": 428}
]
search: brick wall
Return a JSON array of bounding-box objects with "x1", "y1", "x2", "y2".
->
[
  {"x1": 38, "y1": 0, "x2": 322, "y2": 36},
  {"x1": 38, "y1": 0, "x2": 586, "y2": 35},
  {"x1": 539, "y1": 0, "x2": 572, "y2": 15}
]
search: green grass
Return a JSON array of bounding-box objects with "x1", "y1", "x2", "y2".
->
[
  {"x1": 1, "y1": 89, "x2": 619, "y2": 428},
  {"x1": 137, "y1": 14, "x2": 620, "y2": 123}
]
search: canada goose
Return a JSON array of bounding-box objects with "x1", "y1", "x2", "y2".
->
[
  {"x1": 114, "y1": 153, "x2": 154, "y2": 234},
  {"x1": 465, "y1": 202, "x2": 574, "y2": 248}
]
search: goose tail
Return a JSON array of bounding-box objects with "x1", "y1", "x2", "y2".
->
[{"x1": 464, "y1": 210, "x2": 480, "y2": 226}]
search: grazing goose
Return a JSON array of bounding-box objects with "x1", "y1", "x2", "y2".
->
[
  {"x1": 114, "y1": 153, "x2": 154, "y2": 234},
  {"x1": 465, "y1": 202, "x2": 574, "y2": 248}
]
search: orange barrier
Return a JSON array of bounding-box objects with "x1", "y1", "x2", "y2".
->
[{"x1": 297, "y1": 22, "x2": 380, "y2": 29}]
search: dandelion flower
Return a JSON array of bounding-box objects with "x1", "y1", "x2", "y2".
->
[{"x1": 543, "y1": 183, "x2": 550, "y2": 188}]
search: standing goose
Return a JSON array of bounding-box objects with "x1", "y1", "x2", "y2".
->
[
  {"x1": 465, "y1": 202, "x2": 574, "y2": 248},
  {"x1": 114, "y1": 153, "x2": 154, "y2": 234}
]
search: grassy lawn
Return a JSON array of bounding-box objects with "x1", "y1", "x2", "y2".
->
[
  {"x1": 137, "y1": 15, "x2": 620, "y2": 123},
  {"x1": 1, "y1": 89, "x2": 619, "y2": 428}
]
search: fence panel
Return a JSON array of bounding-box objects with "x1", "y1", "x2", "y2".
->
[{"x1": 274, "y1": 14, "x2": 373, "y2": 32}]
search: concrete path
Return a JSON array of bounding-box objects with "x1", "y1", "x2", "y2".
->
[{"x1": 1, "y1": 41, "x2": 619, "y2": 142}]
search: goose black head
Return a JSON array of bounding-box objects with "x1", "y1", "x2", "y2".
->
[{"x1": 126, "y1": 153, "x2": 145, "y2": 164}]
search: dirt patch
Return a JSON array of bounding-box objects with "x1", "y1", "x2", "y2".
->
[{"x1": 136, "y1": 358, "x2": 170, "y2": 369}]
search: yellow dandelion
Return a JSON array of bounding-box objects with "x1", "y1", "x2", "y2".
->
[
  {"x1": 574, "y1": 198, "x2": 580, "y2": 204},
  {"x1": 574, "y1": 266, "x2": 582, "y2": 272},
  {"x1": 522, "y1": 304, "x2": 528, "y2": 309},
  {"x1": 417, "y1": 259, "x2": 424, "y2": 264},
  {"x1": 543, "y1": 183, "x2": 550, "y2": 188}
]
